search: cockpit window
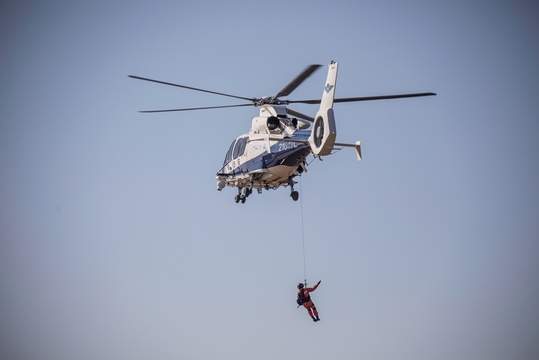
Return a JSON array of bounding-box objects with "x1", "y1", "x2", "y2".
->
[
  {"x1": 223, "y1": 137, "x2": 248, "y2": 166},
  {"x1": 232, "y1": 136, "x2": 248, "y2": 159}
]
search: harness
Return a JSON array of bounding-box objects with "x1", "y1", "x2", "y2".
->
[{"x1": 296, "y1": 289, "x2": 311, "y2": 306}]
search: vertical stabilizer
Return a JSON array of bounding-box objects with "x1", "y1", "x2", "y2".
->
[
  {"x1": 309, "y1": 61, "x2": 338, "y2": 156},
  {"x1": 320, "y1": 61, "x2": 338, "y2": 109}
]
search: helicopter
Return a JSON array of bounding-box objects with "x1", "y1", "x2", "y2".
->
[{"x1": 129, "y1": 61, "x2": 435, "y2": 203}]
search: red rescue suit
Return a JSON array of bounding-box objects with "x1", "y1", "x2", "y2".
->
[{"x1": 297, "y1": 282, "x2": 320, "y2": 321}]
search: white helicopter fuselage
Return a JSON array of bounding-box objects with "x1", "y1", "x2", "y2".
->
[
  {"x1": 215, "y1": 62, "x2": 363, "y2": 203},
  {"x1": 216, "y1": 105, "x2": 312, "y2": 192}
]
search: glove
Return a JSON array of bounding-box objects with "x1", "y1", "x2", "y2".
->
[{"x1": 317, "y1": 280, "x2": 321, "y2": 285}]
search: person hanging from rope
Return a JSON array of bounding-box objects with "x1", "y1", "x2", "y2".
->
[{"x1": 297, "y1": 280, "x2": 321, "y2": 322}]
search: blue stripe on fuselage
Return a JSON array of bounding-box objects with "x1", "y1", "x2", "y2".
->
[{"x1": 217, "y1": 141, "x2": 310, "y2": 176}]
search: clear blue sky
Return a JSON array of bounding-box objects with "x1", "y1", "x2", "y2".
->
[{"x1": 1, "y1": 1, "x2": 538, "y2": 359}]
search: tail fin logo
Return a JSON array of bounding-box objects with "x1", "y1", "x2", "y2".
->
[{"x1": 324, "y1": 83, "x2": 334, "y2": 93}]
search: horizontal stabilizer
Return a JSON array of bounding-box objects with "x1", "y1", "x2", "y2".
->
[{"x1": 334, "y1": 140, "x2": 362, "y2": 160}]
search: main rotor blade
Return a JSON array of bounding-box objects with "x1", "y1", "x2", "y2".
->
[
  {"x1": 286, "y1": 108, "x2": 314, "y2": 122},
  {"x1": 274, "y1": 64, "x2": 322, "y2": 99},
  {"x1": 334, "y1": 92, "x2": 437, "y2": 103},
  {"x1": 128, "y1": 75, "x2": 255, "y2": 102},
  {"x1": 288, "y1": 92, "x2": 437, "y2": 104},
  {"x1": 138, "y1": 103, "x2": 254, "y2": 113}
]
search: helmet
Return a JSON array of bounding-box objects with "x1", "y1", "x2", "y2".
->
[{"x1": 297, "y1": 283, "x2": 304, "y2": 289}]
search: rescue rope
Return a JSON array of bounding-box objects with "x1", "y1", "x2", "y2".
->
[{"x1": 299, "y1": 176, "x2": 307, "y2": 286}]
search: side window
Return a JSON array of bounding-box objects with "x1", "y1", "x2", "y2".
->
[
  {"x1": 237, "y1": 137, "x2": 247, "y2": 157},
  {"x1": 232, "y1": 137, "x2": 248, "y2": 159}
]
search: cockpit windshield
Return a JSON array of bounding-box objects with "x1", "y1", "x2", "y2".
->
[
  {"x1": 223, "y1": 136, "x2": 248, "y2": 166},
  {"x1": 223, "y1": 140, "x2": 235, "y2": 166}
]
